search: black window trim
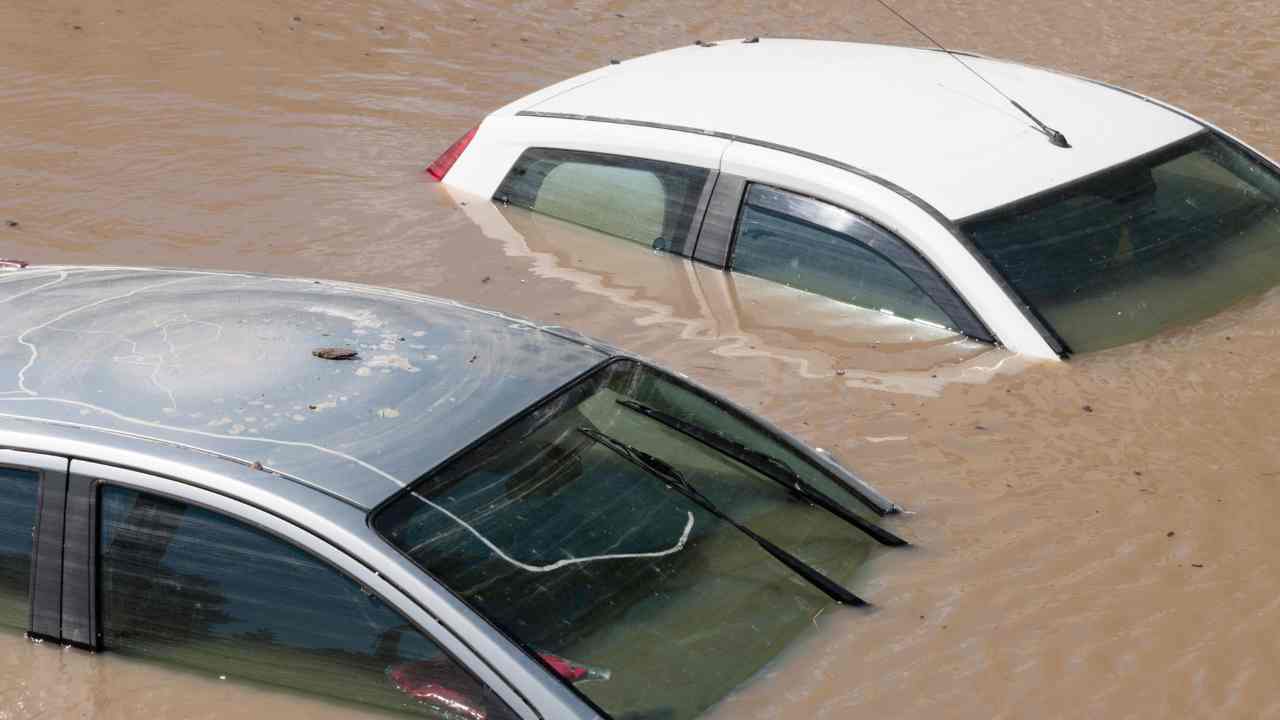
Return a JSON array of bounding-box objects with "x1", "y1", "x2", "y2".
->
[
  {"x1": 515, "y1": 110, "x2": 1064, "y2": 356},
  {"x1": 727, "y1": 182, "x2": 995, "y2": 342},
  {"x1": 489, "y1": 138, "x2": 994, "y2": 344},
  {"x1": 492, "y1": 146, "x2": 718, "y2": 257},
  {"x1": 690, "y1": 172, "x2": 746, "y2": 268},
  {"x1": 0, "y1": 449, "x2": 67, "y2": 642}
]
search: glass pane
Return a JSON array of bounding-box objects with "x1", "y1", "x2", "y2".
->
[
  {"x1": 535, "y1": 162, "x2": 667, "y2": 244},
  {"x1": 496, "y1": 148, "x2": 710, "y2": 253},
  {"x1": 964, "y1": 133, "x2": 1280, "y2": 352},
  {"x1": 375, "y1": 359, "x2": 879, "y2": 720},
  {"x1": 0, "y1": 467, "x2": 38, "y2": 631},
  {"x1": 732, "y1": 190, "x2": 952, "y2": 327},
  {"x1": 99, "y1": 487, "x2": 515, "y2": 719}
]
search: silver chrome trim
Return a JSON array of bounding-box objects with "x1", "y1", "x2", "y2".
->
[{"x1": 517, "y1": 110, "x2": 952, "y2": 226}]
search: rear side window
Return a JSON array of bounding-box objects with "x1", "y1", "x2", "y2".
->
[
  {"x1": 731, "y1": 185, "x2": 955, "y2": 330},
  {"x1": 495, "y1": 148, "x2": 711, "y2": 254},
  {"x1": 98, "y1": 486, "x2": 516, "y2": 719},
  {"x1": 0, "y1": 468, "x2": 38, "y2": 630}
]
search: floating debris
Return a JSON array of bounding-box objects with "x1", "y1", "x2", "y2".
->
[{"x1": 313, "y1": 347, "x2": 358, "y2": 360}]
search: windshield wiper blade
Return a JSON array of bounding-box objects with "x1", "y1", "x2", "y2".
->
[
  {"x1": 616, "y1": 399, "x2": 907, "y2": 547},
  {"x1": 578, "y1": 426, "x2": 867, "y2": 606}
]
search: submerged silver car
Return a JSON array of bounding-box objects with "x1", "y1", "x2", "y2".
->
[{"x1": 0, "y1": 266, "x2": 904, "y2": 720}]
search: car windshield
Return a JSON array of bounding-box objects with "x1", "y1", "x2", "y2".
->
[
  {"x1": 963, "y1": 132, "x2": 1280, "y2": 353},
  {"x1": 374, "y1": 359, "x2": 885, "y2": 720}
]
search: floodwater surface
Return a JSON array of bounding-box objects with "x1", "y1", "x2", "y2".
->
[{"x1": 2, "y1": 0, "x2": 1280, "y2": 718}]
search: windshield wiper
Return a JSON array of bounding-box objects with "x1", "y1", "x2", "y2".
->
[
  {"x1": 578, "y1": 426, "x2": 867, "y2": 606},
  {"x1": 616, "y1": 399, "x2": 906, "y2": 547}
]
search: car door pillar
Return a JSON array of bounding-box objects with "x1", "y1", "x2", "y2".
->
[
  {"x1": 60, "y1": 471, "x2": 99, "y2": 649},
  {"x1": 692, "y1": 173, "x2": 746, "y2": 267},
  {"x1": 15, "y1": 449, "x2": 70, "y2": 642}
]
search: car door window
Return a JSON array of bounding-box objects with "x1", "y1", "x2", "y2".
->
[
  {"x1": 98, "y1": 486, "x2": 516, "y2": 719},
  {"x1": 731, "y1": 184, "x2": 956, "y2": 329},
  {"x1": 495, "y1": 148, "x2": 711, "y2": 254},
  {"x1": 0, "y1": 468, "x2": 39, "y2": 630}
]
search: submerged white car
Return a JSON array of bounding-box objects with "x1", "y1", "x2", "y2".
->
[{"x1": 429, "y1": 39, "x2": 1280, "y2": 358}]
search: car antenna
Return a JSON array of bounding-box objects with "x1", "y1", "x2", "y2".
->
[{"x1": 873, "y1": 0, "x2": 1071, "y2": 149}]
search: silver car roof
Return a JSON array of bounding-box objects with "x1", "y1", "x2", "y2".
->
[{"x1": 0, "y1": 266, "x2": 610, "y2": 509}]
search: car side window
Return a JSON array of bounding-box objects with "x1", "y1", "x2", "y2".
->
[
  {"x1": 731, "y1": 184, "x2": 955, "y2": 329},
  {"x1": 98, "y1": 486, "x2": 517, "y2": 719},
  {"x1": 0, "y1": 467, "x2": 39, "y2": 631},
  {"x1": 495, "y1": 148, "x2": 711, "y2": 254}
]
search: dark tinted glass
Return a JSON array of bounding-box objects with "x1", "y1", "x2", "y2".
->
[
  {"x1": 732, "y1": 185, "x2": 953, "y2": 328},
  {"x1": 494, "y1": 148, "x2": 711, "y2": 254},
  {"x1": 99, "y1": 486, "x2": 515, "y2": 719},
  {"x1": 965, "y1": 133, "x2": 1280, "y2": 352},
  {"x1": 376, "y1": 359, "x2": 880, "y2": 720},
  {"x1": 0, "y1": 467, "x2": 38, "y2": 630}
]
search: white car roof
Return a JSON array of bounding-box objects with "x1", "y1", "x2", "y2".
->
[{"x1": 504, "y1": 39, "x2": 1202, "y2": 220}]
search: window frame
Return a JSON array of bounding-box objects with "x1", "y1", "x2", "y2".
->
[
  {"x1": 490, "y1": 143, "x2": 995, "y2": 344},
  {"x1": 493, "y1": 147, "x2": 718, "y2": 257},
  {"x1": 724, "y1": 183, "x2": 994, "y2": 340},
  {"x1": 61, "y1": 459, "x2": 540, "y2": 720},
  {"x1": 370, "y1": 354, "x2": 899, "y2": 720},
  {"x1": 0, "y1": 449, "x2": 65, "y2": 640}
]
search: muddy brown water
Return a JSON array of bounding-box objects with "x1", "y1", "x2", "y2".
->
[{"x1": 3, "y1": 0, "x2": 1280, "y2": 717}]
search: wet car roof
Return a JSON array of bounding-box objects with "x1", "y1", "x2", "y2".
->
[
  {"x1": 0, "y1": 266, "x2": 609, "y2": 509},
  {"x1": 508, "y1": 39, "x2": 1202, "y2": 220}
]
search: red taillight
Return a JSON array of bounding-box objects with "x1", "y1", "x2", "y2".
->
[{"x1": 425, "y1": 126, "x2": 478, "y2": 181}]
